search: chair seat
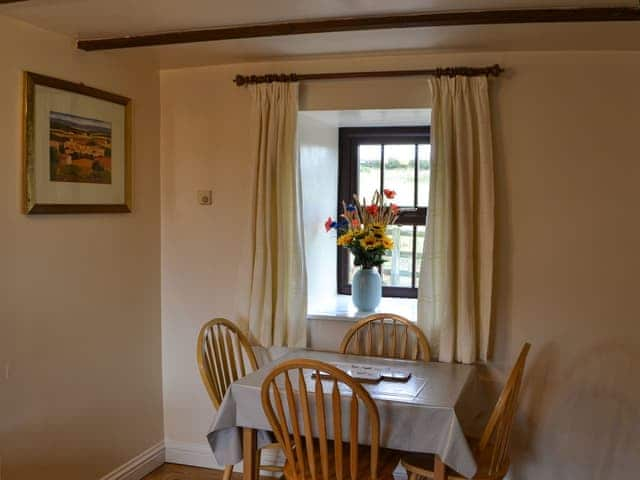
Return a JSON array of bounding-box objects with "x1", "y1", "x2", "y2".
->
[
  {"x1": 283, "y1": 440, "x2": 401, "y2": 480},
  {"x1": 400, "y1": 440, "x2": 509, "y2": 480}
]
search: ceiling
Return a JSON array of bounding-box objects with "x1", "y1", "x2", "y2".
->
[{"x1": 2, "y1": 0, "x2": 640, "y2": 68}]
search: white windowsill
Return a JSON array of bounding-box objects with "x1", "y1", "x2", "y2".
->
[{"x1": 307, "y1": 295, "x2": 417, "y2": 323}]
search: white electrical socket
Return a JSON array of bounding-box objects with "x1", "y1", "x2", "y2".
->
[{"x1": 197, "y1": 190, "x2": 213, "y2": 205}]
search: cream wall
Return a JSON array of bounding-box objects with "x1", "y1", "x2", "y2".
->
[
  {"x1": 0, "y1": 16, "x2": 163, "y2": 480},
  {"x1": 161, "y1": 49, "x2": 640, "y2": 479}
]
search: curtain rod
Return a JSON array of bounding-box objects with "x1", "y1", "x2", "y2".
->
[{"x1": 233, "y1": 64, "x2": 504, "y2": 86}]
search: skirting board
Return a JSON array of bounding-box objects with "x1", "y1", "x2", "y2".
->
[
  {"x1": 164, "y1": 440, "x2": 288, "y2": 476},
  {"x1": 165, "y1": 440, "x2": 242, "y2": 472},
  {"x1": 99, "y1": 441, "x2": 165, "y2": 480},
  {"x1": 164, "y1": 440, "x2": 407, "y2": 479}
]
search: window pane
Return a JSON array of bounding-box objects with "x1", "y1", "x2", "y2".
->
[
  {"x1": 414, "y1": 225, "x2": 426, "y2": 288},
  {"x1": 383, "y1": 144, "x2": 415, "y2": 207},
  {"x1": 381, "y1": 225, "x2": 413, "y2": 287},
  {"x1": 418, "y1": 144, "x2": 431, "y2": 207},
  {"x1": 358, "y1": 144, "x2": 381, "y2": 202}
]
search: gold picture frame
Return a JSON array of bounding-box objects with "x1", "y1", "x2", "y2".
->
[{"x1": 23, "y1": 72, "x2": 132, "y2": 214}]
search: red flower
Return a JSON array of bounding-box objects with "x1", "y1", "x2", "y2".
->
[
  {"x1": 324, "y1": 217, "x2": 334, "y2": 232},
  {"x1": 366, "y1": 205, "x2": 379, "y2": 216},
  {"x1": 383, "y1": 189, "x2": 396, "y2": 199},
  {"x1": 352, "y1": 219, "x2": 360, "y2": 228},
  {"x1": 390, "y1": 204, "x2": 399, "y2": 214}
]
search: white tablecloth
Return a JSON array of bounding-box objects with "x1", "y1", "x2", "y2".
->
[{"x1": 207, "y1": 349, "x2": 480, "y2": 479}]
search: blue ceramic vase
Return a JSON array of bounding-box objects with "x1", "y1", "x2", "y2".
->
[{"x1": 352, "y1": 267, "x2": 382, "y2": 312}]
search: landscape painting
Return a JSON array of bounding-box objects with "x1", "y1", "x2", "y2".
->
[
  {"x1": 24, "y1": 72, "x2": 132, "y2": 213},
  {"x1": 49, "y1": 111, "x2": 112, "y2": 184}
]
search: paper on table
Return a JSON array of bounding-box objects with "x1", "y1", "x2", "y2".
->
[
  {"x1": 305, "y1": 372, "x2": 426, "y2": 401},
  {"x1": 366, "y1": 376, "x2": 426, "y2": 401},
  {"x1": 314, "y1": 362, "x2": 413, "y2": 382},
  {"x1": 314, "y1": 363, "x2": 381, "y2": 382}
]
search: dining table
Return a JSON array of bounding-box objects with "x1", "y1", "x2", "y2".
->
[{"x1": 207, "y1": 348, "x2": 481, "y2": 480}]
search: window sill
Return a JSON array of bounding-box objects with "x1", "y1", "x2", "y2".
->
[{"x1": 307, "y1": 295, "x2": 417, "y2": 323}]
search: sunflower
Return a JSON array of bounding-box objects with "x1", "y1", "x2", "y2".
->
[
  {"x1": 337, "y1": 231, "x2": 354, "y2": 247},
  {"x1": 382, "y1": 236, "x2": 394, "y2": 250},
  {"x1": 353, "y1": 228, "x2": 367, "y2": 239},
  {"x1": 359, "y1": 234, "x2": 379, "y2": 250},
  {"x1": 371, "y1": 223, "x2": 386, "y2": 232}
]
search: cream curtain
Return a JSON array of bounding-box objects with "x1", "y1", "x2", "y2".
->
[
  {"x1": 244, "y1": 82, "x2": 307, "y2": 348},
  {"x1": 417, "y1": 76, "x2": 495, "y2": 364}
]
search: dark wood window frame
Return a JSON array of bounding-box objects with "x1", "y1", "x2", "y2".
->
[{"x1": 337, "y1": 126, "x2": 430, "y2": 299}]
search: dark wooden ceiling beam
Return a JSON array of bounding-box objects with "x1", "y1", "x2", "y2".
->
[{"x1": 77, "y1": 7, "x2": 640, "y2": 51}]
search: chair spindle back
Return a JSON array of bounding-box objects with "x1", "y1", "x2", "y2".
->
[
  {"x1": 340, "y1": 313, "x2": 430, "y2": 362},
  {"x1": 477, "y1": 343, "x2": 531, "y2": 477},
  {"x1": 261, "y1": 359, "x2": 382, "y2": 480},
  {"x1": 197, "y1": 318, "x2": 258, "y2": 409}
]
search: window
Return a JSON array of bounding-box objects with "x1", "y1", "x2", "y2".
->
[{"x1": 337, "y1": 126, "x2": 430, "y2": 298}]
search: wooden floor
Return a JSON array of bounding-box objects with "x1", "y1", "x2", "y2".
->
[{"x1": 143, "y1": 463, "x2": 243, "y2": 480}]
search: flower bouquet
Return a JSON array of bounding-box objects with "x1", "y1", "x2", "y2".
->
[
  {"x1": 325, "y1": 189, "x2": 399, "y2": 267},
  {"x1": 325, "y1": 189, "x2": 399, "y2": 311}
]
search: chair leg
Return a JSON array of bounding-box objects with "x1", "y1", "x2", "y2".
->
[{"x1": 222, "y1": 464, "x2": 234, "y2": 480}]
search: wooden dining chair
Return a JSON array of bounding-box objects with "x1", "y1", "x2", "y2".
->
[
  {"x1": 401, "y1": 343, "x2": 532, "y2": 480},
  {"x1": 261, "y1": 358, "x2": 401, "y2": 480},
  {"x1": 197, "y1": 318, "x2": 283, "y2": 480},
  {"x1": 339, "y1": 313, "x2": 431, "y2": 362}
]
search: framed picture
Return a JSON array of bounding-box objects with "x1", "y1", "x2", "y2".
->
[{"x1": 23, "y1": 72, "x2": 132, "y2": 214}]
